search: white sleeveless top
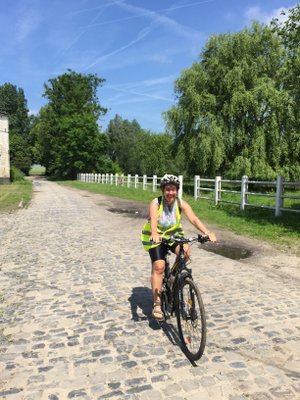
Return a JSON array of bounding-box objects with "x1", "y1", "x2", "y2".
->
[{"x1": 152, "y1": 198, "x2": 177, "y2": 228}]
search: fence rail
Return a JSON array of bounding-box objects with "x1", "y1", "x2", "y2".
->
[{"x1": 77, "y1": 173, "x2": 300, "y2": 217}]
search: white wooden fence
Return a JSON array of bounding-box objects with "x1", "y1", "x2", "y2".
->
[
  {"x1": 77, "y1": 173, "x2": 183, "y2": 199},
  {"x1": 194, "y1": 175, "x2": 300, "y2": 217},
  {"x1": 77, "y1": 173, "x2": 300, "y2": 217}
]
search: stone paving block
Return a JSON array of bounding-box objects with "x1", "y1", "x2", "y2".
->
[{"x1": 0, "y1": 178, "x2": 299, "y2": 399}]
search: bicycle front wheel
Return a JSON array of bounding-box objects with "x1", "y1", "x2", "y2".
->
[{"x1": 176, "y1": 277, "x2": 206, "y2": 361}]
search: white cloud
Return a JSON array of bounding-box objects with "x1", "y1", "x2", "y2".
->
[
  {"x1": 28, "y1": 109, "x2": 39, "y2": 116},
  {"x1": 245, "y1": 5, "x2": 295, "y2": 25}
]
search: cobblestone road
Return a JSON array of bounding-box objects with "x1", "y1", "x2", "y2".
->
[{"x1": 0, "y1": 178, "x2": 299, "y2": 400}]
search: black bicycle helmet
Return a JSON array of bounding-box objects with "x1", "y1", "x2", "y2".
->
[{"x1": 160, "y1": 174, "x2": 180, "y2": 189}]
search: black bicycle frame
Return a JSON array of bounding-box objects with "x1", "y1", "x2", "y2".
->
[{"x1": 164, "y1": 243, "x2": 192, "y2": 312}]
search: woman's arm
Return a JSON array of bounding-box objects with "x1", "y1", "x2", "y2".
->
[{"x1": 181, "y1": 200, "x2": 216, "y2": 241}]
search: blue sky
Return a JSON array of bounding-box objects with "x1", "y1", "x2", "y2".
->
[{"x1": 0, "y1": 0, "x2": 296, "y2": 133}]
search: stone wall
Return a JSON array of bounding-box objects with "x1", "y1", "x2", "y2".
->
[{"x1": 0, "y1": 112, "x2": 10, "y2": 184}]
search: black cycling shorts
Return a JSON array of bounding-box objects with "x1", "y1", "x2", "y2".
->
[{"x1": 148, "y1": 242, "x2": 178, "y2": 263}]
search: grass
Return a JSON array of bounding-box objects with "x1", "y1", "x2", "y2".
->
[
  {"x1": 29, "y1": 165, "x2": 46, "y2": 176},
  {"x1": 60, "y1": 180, "x2": 300, "y2": 253},
  {"x1": 0, "y1": 180, "x2": 32, "y2": 213}
]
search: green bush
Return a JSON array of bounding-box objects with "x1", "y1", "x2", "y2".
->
[{"x1": 10, "y1": 167, "x2": 25, "y2": 182}]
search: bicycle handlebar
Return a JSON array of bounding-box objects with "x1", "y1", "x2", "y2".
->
[{"x1": 161, "y1": 234, "x2": 210, "y2": 245}]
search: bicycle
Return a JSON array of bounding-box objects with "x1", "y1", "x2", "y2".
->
[{"x1": 159, "y1": 234, "x2": 209, "y2": 361}]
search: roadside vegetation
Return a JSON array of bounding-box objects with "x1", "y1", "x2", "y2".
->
[
  {"x1": 0, "y1": 180, "x2": 32, "y2": 213},
  {"x1": 0, "y1": 167, "x2": 32, "y2": 213},
  {"x1": 60, "y1": 180, "x2": 300, "y2": 254},
  {"x1": 29, "y1": 165, "x2": 46, "y2": 176}
]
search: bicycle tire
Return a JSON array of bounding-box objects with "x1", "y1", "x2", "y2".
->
[{"x1": 176, "y1": 277, "x2": 206, "y2": 361}]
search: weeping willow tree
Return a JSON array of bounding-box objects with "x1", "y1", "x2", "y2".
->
[{"x1": 165, "y1": 15, "x2": 300, "y2": 180}]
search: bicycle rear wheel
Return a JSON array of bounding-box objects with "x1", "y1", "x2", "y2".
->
[{"x1": 176, "y1": 277, "x2": 206, "y2": 361}]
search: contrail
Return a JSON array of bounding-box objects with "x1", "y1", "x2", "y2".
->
[{"x1": 85, "y1": 0, "x2": 209, "y2": 69}]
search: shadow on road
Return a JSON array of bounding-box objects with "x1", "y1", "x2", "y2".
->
[
  {"x1": 128, "y1": 286, "x2": 185, "y2": 350},
  {"x1": 128, "y1": 286, "x2": 157, "y2": 327},
  {"x1": 128, "y1": 286, "x2": 196, "y2": 364}
]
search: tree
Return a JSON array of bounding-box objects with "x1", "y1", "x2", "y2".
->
[
  {"x1": 106, "y1": 114, "x2": 175, "y2": 175},
  {"x1": 271, "y1": 5, "x2": 300, "y2": 179},
  {"x1": 106, "y1": 115, "x2": 142, "y2": 173},
  {"x1": 164, "y1": 23, "x2": 298, "y2": 179},
  {"x1": 32, "y1": 70, "x2": 108, "y2": 178},
  {"x1": 0, "y1": 83, "x2": 32, "y2": 174},
  {"x1": 134, "y1": 131, "x2": 174, "y2": 175}
]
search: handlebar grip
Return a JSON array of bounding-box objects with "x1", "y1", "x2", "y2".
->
[{"x1": 198, "y1": 234, "x2": 210, "y2": 243}]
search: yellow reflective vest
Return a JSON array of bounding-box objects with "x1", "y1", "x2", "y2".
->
[{"x1": 141, "y1": 197, "x2": 184, "y2": 251}]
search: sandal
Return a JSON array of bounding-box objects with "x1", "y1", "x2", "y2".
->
[{"x1": 152, "y1": 302, "x2": 164, "y2": 321}]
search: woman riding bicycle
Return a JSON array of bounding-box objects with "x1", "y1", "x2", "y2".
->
[{"x1": 141, "y1": 174, "x2": 216, "y2": 321}]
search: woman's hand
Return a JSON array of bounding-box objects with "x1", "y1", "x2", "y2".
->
[
  {"x1": 150, "y1": 232, "x2": 161, "y2": 243},
  {"x1": 206, "y1": 232, "x2": 216, "y2": 242}
]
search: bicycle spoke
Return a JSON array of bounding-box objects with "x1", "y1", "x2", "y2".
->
[{"x1": 176, "y1": 278, "x2": 206, "y2": 361}]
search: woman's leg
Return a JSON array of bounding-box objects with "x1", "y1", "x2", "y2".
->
[
  {"x1": 151, "y1": 259, "x2": 165, "y2": 319},
  {"x1": 151, "y1": 259, "x2": 165, "y2": 301},
  {"x1": 174, "y1": 243, "x2": 191, "y2": 259}
]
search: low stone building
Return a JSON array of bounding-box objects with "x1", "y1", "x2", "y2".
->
[{"x1": 0, "y1": 111, "x2": 10, "y2": 184}]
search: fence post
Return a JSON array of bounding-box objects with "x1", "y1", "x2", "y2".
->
[
  {"x1": 153, "y1": 175, "x2": 157, "y2": 192},
  {"x1": 135, "y1": 174, "x2": 139, "y2": 189},
  {"x1": 194, "y1": 175, "x2": 199, "y2": 200},
  {"x1": 110, "y1": 174, "x2": 113, "y2": 184},
  {"x1": 115, "y1": 173, "x2": 118, "y2": 186},
  {"x1": 241, "y1": 175, "x2": 248, "y2": 210},
  {"x1": 215, "y1": 176, "x2": 221, "y2": 205},
  {"x1": 143, "y1": 175, "x2": 147, "y2": 190},
  {"x1": 127, "y1": 174, "x2": 131, "y2": 188},
  {"x1": 178, "y1": 175, "x2": 183, "y2": 199},
  {"x1": 275, "y1": 176, "x2": 284, "y2": 217}
]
